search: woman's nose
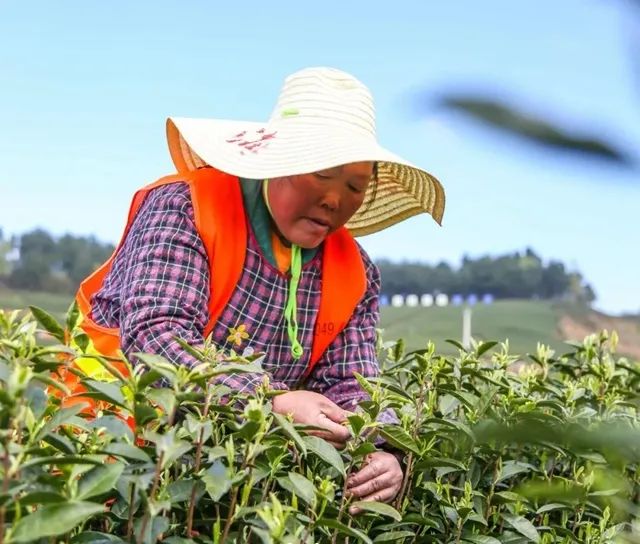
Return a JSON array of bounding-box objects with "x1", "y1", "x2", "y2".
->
[{"x1": 320, "y1": 188, "x2": 340, "y2": 211}]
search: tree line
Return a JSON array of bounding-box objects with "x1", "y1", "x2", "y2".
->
[
  {"x1": 377, "y1": 247, "x2": 595, "y2": 303},
  {"x1": 0, "y1": 228, "x2": 115, "y2": 294},
  {"x1": 0, "y1": 228, "x2": 595, "y2": 303}
]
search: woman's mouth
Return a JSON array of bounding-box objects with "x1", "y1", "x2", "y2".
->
[{"x1": 303, "y1": 217, "x2": 331, "y2": 234}]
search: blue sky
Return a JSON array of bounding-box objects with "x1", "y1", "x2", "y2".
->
[{"x1": 1, "y1": 1, "x2": 639, "y2": 315}]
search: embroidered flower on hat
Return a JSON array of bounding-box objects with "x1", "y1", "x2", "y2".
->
[{"x1": 226, "y1": 128, "x2": 277, "y2": 155}]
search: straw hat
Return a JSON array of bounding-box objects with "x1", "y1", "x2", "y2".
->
[{"x1": 166, "y1": 67, "x2": 445, "y2": 237}]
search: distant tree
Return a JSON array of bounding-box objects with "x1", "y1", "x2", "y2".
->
[
  {"x1": 56, "y1": 234, "x2": 114, "y2": 287},
  {"x1": 376, "y1": 248, "x2": 594, "y2": 304},
  {"x1": 0, "y1": 228, "x2": 13, "y2": 280},
  {"x1": 6, "y1": 228, "x2": 114, "y2": 293},
  {"x1": 8, "y1": 229, "x2": 58, "y2": 291}
]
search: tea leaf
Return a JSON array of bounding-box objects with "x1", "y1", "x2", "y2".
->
[
  {"x1": 303, "y1": 436, "x2": 345, "y2": 475},
  {"x1": 71, "y1": 533, "x2": 126, "y2": 543},
  {"x1": 83, "y1": 379, "x2": 127, "y2": 408},
  {"x1": 461, "y1": 536, "x2": 502, "y2": 544},
  {"x1": 497, "y1": 461, "x2": 537, "y2": 483},
  {"x1": 373, "y1": 531, "x2": 416, "y2": 542},
  {"x1": 101, "y1": 443, "x2": 152, "y2": 464},
  {"x1": 350, "y1": 500, "x2": 401, "y2": 521},
  {"x1": 535, "y1": 503, "x2": 572, "y2": 514},
  {"x1": 377, "y1": 426, "x2": 420, "y2": 456},
  {"x1": 29, "y1": 305, "x2": 65, "y2": 342},
  {"x1": 77, "y1": 461, "x2": 125, "y2": 500},
  {"x1": 202, "y1": 460, "x2": 233, "y2": 501},
  {"x1": 278, "y1": 472, "x2": 317, "y2": 508},
  {"x1": 35, "y1": 402, "x2": 88, "y2": 441},
  {"x1": 317, "y1": 518, "x2": 373, "y2": 543},
  {"x1": 501, "y1": 513, "x2": 540, "y2": 542},
  {"x1": 273, "y1": 412, "x2": 307, "y2": 455},
  {"x1": 9, "y1": 501, "x2": 105, "y2": 542}
]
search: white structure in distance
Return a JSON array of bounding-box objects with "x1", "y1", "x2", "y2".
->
[
  {"x1": 420, "y1": 294, "x2": 434, "y2": 307},
  {"x1": 405, "y1": 294, "x2": 419, "y2": 307},
  {"x1": 391, "y1": 294, "x2": 405, "y2": 307}
]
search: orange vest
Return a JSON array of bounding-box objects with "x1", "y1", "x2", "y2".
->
[{"x1": 74, "y1": 167, "x2": 367, "y2": 384}]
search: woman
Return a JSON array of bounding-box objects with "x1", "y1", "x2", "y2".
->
[{"x1": 77, "y1": 67, "x2": 446, "y2": 506}]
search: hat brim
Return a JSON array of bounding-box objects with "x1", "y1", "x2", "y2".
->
[{"x1": 167, "y1": 116, "x2": 445, "y2": 237}]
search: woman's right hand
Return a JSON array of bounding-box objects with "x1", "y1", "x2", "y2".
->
[{"x1": 272, "y1": 390, "x2": 352, "y2": 448}]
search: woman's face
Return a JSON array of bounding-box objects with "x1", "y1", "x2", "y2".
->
[{"x1": 267, "y1": 161, "x2": 374, "y2": 248}]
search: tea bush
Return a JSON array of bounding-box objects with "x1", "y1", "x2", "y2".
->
[{"x1": 1, "y1": 305, "x2": 639, "y2": 543}]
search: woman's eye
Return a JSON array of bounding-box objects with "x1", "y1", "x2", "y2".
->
[
  {"x1": 314, "y1": 172, "x2": 331, "y2": 179},
  {"x1": 348, "y1": 184, "x2": 363, "y2": 194}
]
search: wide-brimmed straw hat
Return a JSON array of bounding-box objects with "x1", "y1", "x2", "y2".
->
[{"x1": 166, "y1": 67, "x2": 445, "y2": 237}]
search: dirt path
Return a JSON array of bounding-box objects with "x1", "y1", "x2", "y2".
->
[{"x1": 558, "y1": 313, "x2": 640, "y2": 360}]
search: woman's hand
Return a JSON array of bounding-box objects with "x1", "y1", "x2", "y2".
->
[
  {"x1": 272, "y1": 390, "x2": 352, "y2": 448},
  {"x1": 346, "y1": 451, "x2": 403, "y2": 513}
]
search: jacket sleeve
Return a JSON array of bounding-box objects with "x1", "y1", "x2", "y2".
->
[
  {"x1": 303, "y1": 247, "x2": 397, "y2": 424},
  {"x1": 91, "y1": 183, "x2": 289, "y2": 393}
]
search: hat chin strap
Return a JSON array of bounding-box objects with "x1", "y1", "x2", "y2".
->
[{"x1": 262, "y1": 179, "x2": 304, "y2": 360}]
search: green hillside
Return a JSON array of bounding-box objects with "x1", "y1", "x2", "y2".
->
[
  {"x1": 1, "y1": 287, "x2": 637, "y2": 359},
  {"x1": 0, "y1": 287, "x2": 72, "y2": 322},
  {"x1": 380, "y1": 299, "x2": 568, "y2": 356}
]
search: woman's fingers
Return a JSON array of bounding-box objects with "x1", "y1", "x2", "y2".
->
[
  {"x1": 346, "y1": 454, "x2": 386, "y2": 487},
  {"x1": 316, "y1": 414, "x2": 351, "y2": 442},
  {"x1": 347, "y1": 472, "x2": 395, "y2": 499},
  {"x1": 308, "y1": 428, "x2": 349, "y2": 448}
]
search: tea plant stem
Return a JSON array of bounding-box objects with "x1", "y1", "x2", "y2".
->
[
  {"x1": 455, "y1": 518, "x2": 463, "y2": 543},
  {"x1": 221, "y1": 442, "x2": 251, "y2": 543},
  {"x1": 137, "y1": 452, "x2": 164, "y2": 544},
  {"x1": 0, "y1": 441, "x2": 9, "y2": 544},
  {"x1": 396, "y1": 379, "x2": 428, "y2": 510},
  {"x1": 187, "y1": 392, "x2": 212, "y2": 536},
  {"x1": 331, "y1": 473, "x2": 352, "y2": 544},
  {"x1": 485, "y1": 456, "x2": 501, "y2": 521},
  {"x1": 126, "y1": 482, "x2": 136, "y2": 540}
]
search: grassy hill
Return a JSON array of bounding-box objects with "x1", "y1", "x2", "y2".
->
[
  {"x1": 1, "y1": 287, "x2": 638, "y2": 360},
  {"x1": 0, "y1": 287, "x2": 72, "y2": 322},
  {"x1": 379, "y1": 299, "x2": 566, "y2": 356}
]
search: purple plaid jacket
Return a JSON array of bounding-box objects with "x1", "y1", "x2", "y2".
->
[{"x1": 90, "y1": 182, "x2": 391, "y2": 417}]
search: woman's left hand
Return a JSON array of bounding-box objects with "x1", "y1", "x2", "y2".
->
[{"x1": 346, "y1": 451, "x2": 403, "y2": 513}]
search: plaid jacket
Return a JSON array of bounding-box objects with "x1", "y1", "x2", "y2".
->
[{"x1": 90, "y1": 182, "x2": 393, "y2": 419}]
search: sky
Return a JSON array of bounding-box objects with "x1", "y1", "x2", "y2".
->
[{"x1": 1, "y1": 1, "x2": 639, "y2": 315}]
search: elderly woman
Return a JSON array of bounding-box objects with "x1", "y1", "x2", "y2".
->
[{"x1": 75, "y1": 67, "x2": 445, "y2": 505}]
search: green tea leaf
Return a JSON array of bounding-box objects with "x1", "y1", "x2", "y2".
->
[
  {"x1": 273, "y1": 412, "x2": 307, "y2": 455},
  {"x1": 462, "y1": 536, "x2": 502, "y2": 544},
  {"x1": 29, "y1": 306, "x2": 65, "y2": 342},
  {"x1": 502, "y1": 513, "x2": 540, "y2": 543},
  {"x1": 373, "y1": 531, "x2": 416, "y2": 543},
  {"x1": 350, "y1": 500, "x2": 401, "y2": 521},
  {"x1": 36, "y1": 403, "x2": 88, "y2": 441},
  {"x1": 77, "y1": 461, "x2": 124, "y2": 500},
  {"x1": 287, "y1": 472, "x2": 317, "y2": 507},
  {"x1": 377, "y1": 425, "x2": 420, "y2": 456},
  {"x1": 71, "y1": 532, "x2": 126, "y2": 543},
  {"x1": 202, "y1": 460, "x2": 232, "y2": 501},
  {"x1": 21, "y1": 455, "x2": 103, "y2": 469},
  {"x1": 476, "y1": 341, "x2": 499, "y2": 357},
  {"x1": 302, "y1": 435, "x2": 345, "y2": 475},
  {"x1": 10, "y1": 501, "x2": 105, "y2": 542},
  {"x1": 535, "y1": 502, "x2": 571, "y2": 514},
  {"x1": 83, "y1": 379, "x2": 127, "y2": 408},
  {"x1": 101, "y1": 443, "x2": 152, "y2": 464},
  {"x1": 498, "y1": 461, "x2": 537, "y2": 483},
  {"x1": 134, "y1": 353, "x2": 177, "y2": 385},
  {"x1": 317, "y1": 518, "x2": 373, "y2": 543}
]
